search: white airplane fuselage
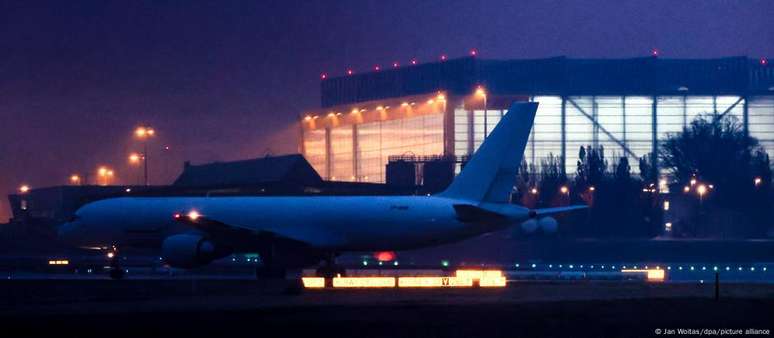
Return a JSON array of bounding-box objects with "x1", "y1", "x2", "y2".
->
[
  {"x1": 57, "y1": 103, "x2": 585, "y2": 272},
  {"x1": 61, "y1": 195, "x2": 530, "y2": 252}
]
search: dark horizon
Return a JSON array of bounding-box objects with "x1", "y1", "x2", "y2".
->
[{"x1": 2, "y1": 0, "x2": 773, "y2": 221}]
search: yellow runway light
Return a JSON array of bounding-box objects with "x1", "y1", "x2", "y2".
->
[
  {"x1": 446, "y1": 277, "x2": 475, "y2": 287},
  {"x1": 301, "y1": 277, "x2": 325, "y2": 288},
  {"x1": 398, "y1": 277, "x2": 445, "y2": 287},
  {"x1": 479, "y1": 276, "x2": 507, "y2": 287},
  {"x1": 455, "y1": 269, "x2": 503, "y2": 280},
  {"x1": 397, "y1": 276, "x2": 474, "y2": 287},
  {"x1": 332, "y1": 277, "x2": 396, "y2": 288},
  {"x1": 621, "y1": 269, "x2": 665, "y2": 282},
  {"x1": 48, "y1": 260, "x2": 69, "y2": 265},
  {"x1": 303, "y1": 269, "x2": 507, "y2": 289},
  {"x1": 455, "y1": 270, "x2": 507, "y2": 287}
]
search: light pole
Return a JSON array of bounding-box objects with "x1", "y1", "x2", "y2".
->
[
  {"x1": 134, "y1": 126, "x2": 155, "y2": 186},
  {"x1": 97, "y1": 166, "x2": 114, "y2": 186},
  {"x1": 694, "y1": 182, "x2": 710, "y2": 237},
  {"x1": 69, "y1": 174, "x2": 81, "y2": 186},
  {"x1": 696, "y1": 184, "x2": 707, "y2": 205},
  {"x1": 475, "y1": 86, "x2": 487, "y2": 138},
  {"x1": 128, "y1": 152, "x2": 143, "y2": 185}
]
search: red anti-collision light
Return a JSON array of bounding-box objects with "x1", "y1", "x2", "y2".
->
[{"x1": 374, "y1": 251, "x2": 396, "y2": 262}]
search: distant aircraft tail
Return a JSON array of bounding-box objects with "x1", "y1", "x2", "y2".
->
[{"x1": 438, "y1": 102, "x2": 538, "y2": 203}]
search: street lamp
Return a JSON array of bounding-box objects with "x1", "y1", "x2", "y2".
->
[
  {"x1": 69, "y1": 175, "x2": 81, "y2": 185},
  {"x1": 128, "y1": 152, "x2": 144, "y2": 185},
  {"x1": 97, "y1": 166, "x2": 114, "y2": 186},
  {"x1": 97, "y1": 167, "x2": 107, "y2": 185},
  {"x1": 128, "y1": 153, "x2": 141, "y2": 164},
  {"x1": 696, "y1": 184, "x2": 707, "y2": 203},
  {"x1": 19, "y1": 185, "x2": 30, "y2": 194},
  {"x1": 475, "y1": 86, "x2": 488, "y2": 138},
  {"x1": 134, "y1": 125, "x2": 155, "y2": 186}
]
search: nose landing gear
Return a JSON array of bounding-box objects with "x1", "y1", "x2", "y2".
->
[
  {"x1": 106, "y1": 247, "x2": 125, "y2": 280},
  {"x1": 315, "y1": 253, "x2": 346, "y2": 278}
]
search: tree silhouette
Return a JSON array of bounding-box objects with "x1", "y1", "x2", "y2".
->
[
  {"x1": 638, "y1": 154, "x2": 653, "y2": 182},
  {"x1": 614, "y1": 156, "x2": 631, "y2": 182},
  {"x1": 660, "y1": 113, "x2": 767, "y2": 205},
  {"x1": 575, "y1": 145, "x2": 607, "y2": 188},
  {"x1": 660, "y1": 113, "x2": 772, "y2": 236}
]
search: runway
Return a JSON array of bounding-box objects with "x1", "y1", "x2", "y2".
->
[{"x1": 1, "y1": 278, "x2": 772, "y2": 337}]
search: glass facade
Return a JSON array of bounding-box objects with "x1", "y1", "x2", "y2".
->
[
  {"x1": 304, "y1": 95, "x2": 774, "y2": 182},
  {"x1": 330, "y1": 127, "x2": 353, "y2": 181},
  {"x1": 749, "y1": 96, "x2": 774, "y2": 156},
  {"x1": 303, "y1": 128, "x2": 327, "y2": 178},
  {"x1": 304, "y1": 111, "x2": 444, "y2": 183},
  {"x1": 453, "y1": 95, "x2": 774, "y2": 176}
]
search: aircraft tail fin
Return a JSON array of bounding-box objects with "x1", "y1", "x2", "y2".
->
[{"x1": 438, "y1": 102, "x2": 538, "y2": 203}]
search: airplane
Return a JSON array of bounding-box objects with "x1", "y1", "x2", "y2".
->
[{"x1": 58, "y1": 102, "x2": 586, "y2": 279}]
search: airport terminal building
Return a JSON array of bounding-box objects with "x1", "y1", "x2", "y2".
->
[{"x1": 300, "y1": 56, "x2": 774, "y2": 183}]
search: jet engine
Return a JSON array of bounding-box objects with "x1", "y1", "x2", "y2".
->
[
  {"x1": 518, "y1": 217, "x2": 558, "y2": 235},
  {"x1": 538, "y1": 216, "x2": 558, "y2": 233},
  {"x1": 520, "y1": 219, "x2": 538, "y2": 233},
  {"x1": 161, "y1": 234, "x2": 227, "y2": 269}
]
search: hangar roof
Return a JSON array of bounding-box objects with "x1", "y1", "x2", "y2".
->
[{"x1": 321, "y1": 56, "x2": 774, "y2": 107}]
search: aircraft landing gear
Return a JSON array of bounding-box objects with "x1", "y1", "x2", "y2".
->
[
  {"x1": 315, "y1": 253, "x2": 346, "y2": 278},
  {"x1": 107, "y1": 247, "x2": 125, "y2": 280}
]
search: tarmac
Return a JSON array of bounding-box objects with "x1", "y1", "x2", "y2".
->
[{"x1": 1, "y1": 278, "x2": 773, "y2": 337}]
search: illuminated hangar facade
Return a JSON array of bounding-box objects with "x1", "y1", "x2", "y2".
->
[{"x1": 300, "y1": 56, "x2": 774, "y2": 183}]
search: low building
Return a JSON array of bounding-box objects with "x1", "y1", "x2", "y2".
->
[{"x1": 6, "y1": 154, "x2": 419, "y2": 229}]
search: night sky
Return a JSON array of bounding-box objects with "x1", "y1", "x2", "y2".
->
[{"x1": 1, "y1": 0, "x2": 772, "y2": 221}]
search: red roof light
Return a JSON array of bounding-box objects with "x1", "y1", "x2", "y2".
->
[{"x1": 374, "y1": 251, "x2": 396, "y2": 262}]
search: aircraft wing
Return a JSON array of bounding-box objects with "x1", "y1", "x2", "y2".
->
[
  {"x1": 173, "y1": 213, "x2": 313, "y2": 249},
  {"x1": 531, "y1": 205, "x2": 588, "y2": 217},
  {"x1": 173, "y1": 212, "x2": 348, "y2": 249}
]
